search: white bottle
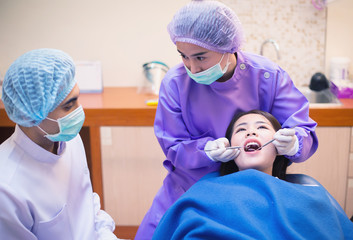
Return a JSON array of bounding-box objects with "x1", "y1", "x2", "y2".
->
[{"x1": 330, "y1": 57, "x2": 350, "y2": 81}]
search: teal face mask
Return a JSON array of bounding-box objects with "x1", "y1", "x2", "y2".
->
[
  {"x1": 38, "y1": 105, "x2": 85, "y2": 142},
  {"x1": 185, "y1": 54, "x2": 230, "y2": 85}
]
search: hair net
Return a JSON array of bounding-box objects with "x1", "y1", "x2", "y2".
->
[
  {"x1": 2, "y1": 48, "x2": 76, "y2": 127},
  {"x1": 167, "y1": 0, "x2": 245, "y2": 53}
]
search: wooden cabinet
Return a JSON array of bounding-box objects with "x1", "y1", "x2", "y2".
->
[
  {"x1": 287, "y1": 127, "x2": 351, "y2": 213},
  {"x1": 346, "y1": 127, "x2": 353, "y2": 218},
  {"x1": 101, "y1": 127, "x2": 166, "y2": 226}
]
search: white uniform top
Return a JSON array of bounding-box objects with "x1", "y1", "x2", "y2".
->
[{"x1": 0, "y1": 125, "x2": 118, "y2": 240}]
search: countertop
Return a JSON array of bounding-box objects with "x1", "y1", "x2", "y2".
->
[{"x1": 308, "y1": 98, "x2": 353, "y2": 126}]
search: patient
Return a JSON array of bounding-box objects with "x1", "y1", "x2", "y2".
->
[
  {"x1": 152, "y1": 110, "x2": 353, "y2": 239},
  {"x1": 219, "y1": 109, "x2": 289, "y2": 179}
]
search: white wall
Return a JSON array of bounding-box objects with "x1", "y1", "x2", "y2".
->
[
  {"x1": 0, "y1": 0, "x2": 188, "y2": 86},
  {"x1": 326, "y1": 0, "x2": 353, "y2": 80}
]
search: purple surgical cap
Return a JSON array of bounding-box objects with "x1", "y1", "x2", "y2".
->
[
  {"x1": 2, "y1": 48, "x2": 76, "y2": 127},
  {"x1": 167, "y1": 0, "x2": 245, "y2": 53}
]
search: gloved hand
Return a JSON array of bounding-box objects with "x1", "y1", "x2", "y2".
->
[
  {"x1": 204, "y1": 137, "x2": 240, "y2": 162},
  {"x1": 272, "y1": 128, "x2": 299, "y2": 156}
]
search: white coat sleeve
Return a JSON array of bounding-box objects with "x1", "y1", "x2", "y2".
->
[
  {"x1": 0, "y1": 184, "x2": 37, "y2": 240},
  {"x1": 93, "y1": 193, "x2": 120, "y2": 240}
]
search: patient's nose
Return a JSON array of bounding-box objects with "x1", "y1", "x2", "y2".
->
[{"x1": 246, "y1": 132, "x2": 257, "y2": 137}]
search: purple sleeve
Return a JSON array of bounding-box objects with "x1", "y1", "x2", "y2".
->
[
  {"x1": 154, "y1": 74, "x2": 219, "y2": 175},
  {"x1": 268, "y1": 68, "x2": 318, "y2": 162}
]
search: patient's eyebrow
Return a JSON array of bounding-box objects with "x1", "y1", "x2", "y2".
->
[
  {"x1": 255, "y1": 121, "x2": 270, "y2": 125},
  {"x1": 234, "y1": 122, "x2": 247, "y2": 128},
  {"x1": 234, "y1": 121, "x2": 271, "y2": 129}
]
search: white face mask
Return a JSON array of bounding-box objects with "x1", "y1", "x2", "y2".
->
[
  {"x1": 37, "y1": 105, "x2": 85, "y2": 142},
  {"x1": 185, "y1": 54, "x2": 231, "y2": 85}
]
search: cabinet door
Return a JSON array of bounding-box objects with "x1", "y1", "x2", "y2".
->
[
  {"x1": 287, "y1": 127, "x2": 350, "y2": 210},
  {"x1": 101, "y1": 126, "x2": 166, "y2": 225},
  {"x1": 345, "y1": 127, "x2": 353, "y2": 218}
]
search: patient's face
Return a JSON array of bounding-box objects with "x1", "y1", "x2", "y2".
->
[{"x1": 230, "y1": 114, "x2": 277, "y2": 175}]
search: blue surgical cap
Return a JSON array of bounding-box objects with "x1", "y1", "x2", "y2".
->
[
  {"x1": 2, "y1": 48, "x2": 76, "y2": 127},
  {"x1": 167, "y1": 0, "x2": 245, "y2": 53}
]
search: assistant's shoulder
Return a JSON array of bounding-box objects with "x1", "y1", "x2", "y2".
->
[
  {"x1": 163, "y1": 63, "x2": 188, "y2": 83},
  {"x1": 159, "y1": 63, "x2": 193, "y2": 97},
  {"x1": 238, "y1": 51, "x2": 281, "y2": 73}
]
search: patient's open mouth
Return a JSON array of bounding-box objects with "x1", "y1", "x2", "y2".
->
[{"x1": 244, "y1": 142, "x2": 260, "y2": 152}]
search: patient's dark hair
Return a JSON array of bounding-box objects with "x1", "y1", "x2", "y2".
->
[{"x1": 220, "y1": 110, "x2": 289, "y2": 180}]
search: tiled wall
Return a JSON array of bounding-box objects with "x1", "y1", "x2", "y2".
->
[{"x1": 221, "y1": 0, "x2": 326, "y2": 87}]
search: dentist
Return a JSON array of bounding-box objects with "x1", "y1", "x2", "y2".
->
[
  {"x1": 0, "y1": 49, "x2": 118, "y2": 240},
  {"x1": 136, "y1": 1, "x2": 318, "y2": 239}
]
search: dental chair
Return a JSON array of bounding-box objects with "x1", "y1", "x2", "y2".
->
[
  {"x1": 286, "y1": 174, "x2": 345, "y2": 215},
  {"x1": 285, "y1": 173, "x2": 321, "y2": 186}
]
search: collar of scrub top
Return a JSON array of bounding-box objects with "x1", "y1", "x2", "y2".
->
[
  {"x1": 13, "y1": 125, "x2": 66, "y2": 163},
  {"x1": 208, "y1": 51, "x2": 247, "y2": 90}
]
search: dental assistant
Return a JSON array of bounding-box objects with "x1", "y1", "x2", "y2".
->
[
  {"x1": 0, "y1": 49, "x2": 118, "y2": 240},
  {"x1": 135, "y1": 1, "x2": 318, "y2": 239}
]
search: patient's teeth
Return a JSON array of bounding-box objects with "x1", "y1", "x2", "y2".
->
[{"x1": 245, "y1": 142, "x2": 260, "y2": 152}]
